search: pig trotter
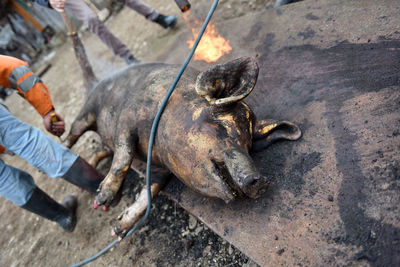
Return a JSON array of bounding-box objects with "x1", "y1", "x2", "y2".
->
[
  {"x1": 95, "y1": 133, "x2": 136, "y2": 208},
  {"x1": 95, "y1": 188, "x2": 115, "y2": 207},
  {"x1": 112, "y1": 181, "x2": 165, "y2": 239},
  {"x1": 95, "y1": 172, "x2": 125, "y2": 207},
  {"x1": 88, "y1": 149, "x2": 112, "y2": 167},
  {"x1": 62, "y1": 135, "x2": 79, "y2": 149}
]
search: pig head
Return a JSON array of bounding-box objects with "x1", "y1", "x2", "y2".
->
[{"x1": 157, "y1": 57, "x2": 300, "y2": 203}]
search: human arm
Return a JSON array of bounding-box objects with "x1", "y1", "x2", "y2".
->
[{"x1": 0, "y1": 55, "x2": 65, "y2": 136}]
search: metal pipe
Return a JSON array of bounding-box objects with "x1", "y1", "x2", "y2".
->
[{"x1": 174, "y1": 0, "x2": 190, "y2": 12}]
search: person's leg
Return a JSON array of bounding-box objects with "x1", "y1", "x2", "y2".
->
[
  {"x1": 0, "y1": 104, "x2": 77, "y2": 178},
  {"x1": 0, "y1": 158, "x2": 35, "y2": 206},
  {"x1": 124, "y1": 0, "x2": 177, "y2": 29},
  {"x1": 62, "y1": 156, "x2": 103, "y2": 194},
  {"x1": 0, "y1": 104, "x2": 103, "y2": 192},
  {"x1": 123, "y1": 0, "x2": 158, "y2": 20},
  {"x1": 0, "y1": 158, "x2": 77, "y2": 231},
  {"x1": 64, "y1": 0, "x2": 137, "y2": 63}
]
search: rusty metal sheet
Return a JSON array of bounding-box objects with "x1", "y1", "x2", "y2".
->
[{"x1": 161, "y1": 0, "x2": 400, "y2": 266}]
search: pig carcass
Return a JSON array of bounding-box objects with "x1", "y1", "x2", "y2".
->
[{"x1": 63, "y1": 57, "x2": 301, "y2": 238}]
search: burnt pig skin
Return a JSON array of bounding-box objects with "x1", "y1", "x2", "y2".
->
[{"x1": 63, "y1": 57, "x2": 301, "y2": 207}]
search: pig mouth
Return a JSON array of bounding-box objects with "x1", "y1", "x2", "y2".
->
[{"x1": 211, "y1": 159, "x2": 245, "y2": 198}]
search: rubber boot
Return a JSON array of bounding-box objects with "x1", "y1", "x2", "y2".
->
[
  {"x1": 125, "y1": 55, "x2": 141, "y2": 65},
  {"x1": 153, "y1": 14, "x2": 177, "y2": 29},
  {"x1": 62, "y1": 156, "x2": 121, "y2": 208},
  {"x1": 62, "y1": 156, "x2": 103, "y2": 194},
  {"x1": 21, "y1": 187, "x2": 77, "y2": 232}
]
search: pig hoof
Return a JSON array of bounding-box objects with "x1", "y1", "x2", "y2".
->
[
  {"x1": 96, "y1": 189, "x2": 115, "y2": 207},
  {"x1": 112, "y1": 224, "x2": 129, "y2": 239}
]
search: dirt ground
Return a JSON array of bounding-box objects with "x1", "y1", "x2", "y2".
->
[{"x1": 0, "y1": 0, "x2": 276, "y2": 266}]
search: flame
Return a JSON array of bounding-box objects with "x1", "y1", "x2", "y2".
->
[{"x1": 183, "y1": 11, "x2": 232, "y2": 62}]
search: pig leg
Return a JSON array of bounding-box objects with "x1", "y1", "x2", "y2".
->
[
  {"x1": 111, "y1": 163, "x2": 169, "y2": 239},
  {"x1": 95, "y1": 128, "x2": 137, "y2": 208},
  {"x1": 252, "y1": 119, "x2": 301, "y2": 152},
  {"x1": 63, "y1": 111, "x2": 97, "y2": 148},
  {"x1": 88, "y1": 147, "x2": 112, "y2": 167}
]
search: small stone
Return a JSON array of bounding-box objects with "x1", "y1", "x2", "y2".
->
[
  {"x1": 181, "y1": 230, "x2": 190, "y2": 237},
  {"x1": 381, "y1": 183, "x2": 390, "y2": 190},
  {"x1": 203, "y1": 245, "x2": 211, "y2": 256},
  {"x1": 328, "y1": 195, "x2": 334, "y2": 202},
  {"x1": 194, "y1": 225, "x2": 203, "y2": 235},
  {"x1": 188, "y1": 214, "x2": 197, "y2": 230},
  {"x1": 370, "y1": 230, "x2": 376, "y2": 239},
  {"x1": 274, "y1": 235, "x2": 279, "y2": 240},
  {"x1": 276, "y1": 248, "x2": 285, "y2": 255},
  {"x1": 228, "y1": 245, "x2": 233, "y2": 255}
]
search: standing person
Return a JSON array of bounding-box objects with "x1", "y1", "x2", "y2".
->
[
  {"x1": 0, "y1": 55, "x2": 105, "y2": 232},
  {"x1": 32, "y1": 0, "x2": 177, "y2": 64}
]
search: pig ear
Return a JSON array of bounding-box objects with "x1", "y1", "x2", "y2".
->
[
  {"x1": 195, "y1": 57, "x2": 259, "y2": 107},
  {"x1": 251, "y1": 120, "x2": 302, "y2": 152}
]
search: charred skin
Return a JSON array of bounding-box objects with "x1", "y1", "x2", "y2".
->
[{"x1": 65, "y1": 57, "x2": 301, "y2": 214}]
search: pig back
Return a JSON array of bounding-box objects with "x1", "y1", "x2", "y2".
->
[{"x1": 91, "y1": 63, "x2": 200, "y2": 161}]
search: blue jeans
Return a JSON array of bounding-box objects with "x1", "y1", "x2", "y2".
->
[{"x1": 0, "y1": 104, "x2": 78, "y2": 206}]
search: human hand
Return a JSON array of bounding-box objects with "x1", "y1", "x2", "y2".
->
[
  {"x1": 43, "y1": 110, "x2": 65, "y2": 137},
  {"x1": 49, "y1": 0, "x2": 66, "y2": 12}
]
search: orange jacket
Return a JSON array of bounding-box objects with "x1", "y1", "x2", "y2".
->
[
  {"x1": 0, "y1": 55, "x2": 55, "y2": 154},
  {"x1": 0, "y1": 55, "x2": 54, "y2": 117}
]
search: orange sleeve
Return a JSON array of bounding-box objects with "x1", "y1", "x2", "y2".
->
[
  {"x1": 0, "y1": 55, "x2": 54, "y2": 117},
  {"x1": 0, "y1": 145, "x2": 5, "y2": 154},
  {"x1": 22, "y1": 82, "x2": 54, "y2": 117},
  {"x1": 0, "y1": 55, "x2": 24, "y2": 88}
]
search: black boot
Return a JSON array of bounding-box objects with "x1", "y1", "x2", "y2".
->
[
  {"x1": 21, "y1": 187, "x2": 77, "y2": 232},
  {"x1": 62, "y1": 156, "x2": 103, "y2": 194},
  {"x1": 154, "y1": 14, "x2": 177, "y2": 29},
  {"x1": 125, "y1": 55, "x2": 141, "y2": 66},
  {"x1": 62, "y1": 157, "x2": 122, "y2": 208}
]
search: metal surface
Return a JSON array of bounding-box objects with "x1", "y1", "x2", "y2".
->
[{"x1": 162, "y1": 0, "x2": 400, "y2": 266}]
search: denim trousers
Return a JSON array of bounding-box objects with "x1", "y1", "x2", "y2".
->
[{"x1": 0, "y1": 104, "x2": 77, "y2": 206}]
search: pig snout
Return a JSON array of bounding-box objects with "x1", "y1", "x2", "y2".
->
[
  {"x1": 241, "y1": 173, "x2": 269, "y2": 199},
  {"x1": 221, "y1": 149, "x2": 270, "y2": 199}
]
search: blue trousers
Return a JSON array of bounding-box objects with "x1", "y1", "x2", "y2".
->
[{"x1": 0, "y1": 104, "x2": 78, "y2": 206}]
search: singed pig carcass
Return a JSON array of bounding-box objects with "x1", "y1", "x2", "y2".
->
[{"x1": 63, "y1": 57, "x2": 301, "y2": 238}]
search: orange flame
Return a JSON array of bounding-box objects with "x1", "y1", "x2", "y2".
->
[{"x1": 183, "y1": 11, "x2": 232, "y2": 62}]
